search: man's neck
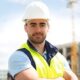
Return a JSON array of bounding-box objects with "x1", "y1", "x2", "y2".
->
[{"x1": 29, "y1": 41, "x2": 45, "y2": 54}]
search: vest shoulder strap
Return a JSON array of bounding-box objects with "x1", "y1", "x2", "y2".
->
[
  {"x1": 7, "y1": 73, "x2": 14, "y2": 80},
  {"x1": 17, "y1": 48, "x2": 36, "y2": 69}
]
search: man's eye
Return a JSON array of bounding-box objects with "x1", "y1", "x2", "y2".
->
[
  {"x1": 30, "y1": 23, "x2": 37, "y2": 27},
  {"x1": 40, "y1": 23, "x2": 46, "y2": 27},
  {"x1": 31, "y1": 24, "x2": 36, "y2": 27}
]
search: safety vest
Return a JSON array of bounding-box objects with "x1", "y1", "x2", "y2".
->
[{"x1": 20, "y1": 43, "x2": 65, "y2": 79}]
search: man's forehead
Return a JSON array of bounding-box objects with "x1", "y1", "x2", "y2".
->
[{"x1": 25, "y1": 19, "x2": 48, "y2": 23}]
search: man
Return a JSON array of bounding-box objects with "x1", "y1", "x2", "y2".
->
[{"x1": 8, "y1": 1, "x2": 78, "y2": 80}]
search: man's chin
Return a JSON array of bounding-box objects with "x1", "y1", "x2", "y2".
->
[{"x1": 31, "y1": 40, "x2": 45, "y2": 44}]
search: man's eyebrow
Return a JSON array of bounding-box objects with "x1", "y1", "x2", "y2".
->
[
  {"x1": 29, "y1": 22, "x2": 47, "y2": 25},
  {"x1": 30, "y1": 22, "x2": 37, "y2": 25},
  {"x1": 40, "y1": 22, "x2": 46, "y2": 24}
]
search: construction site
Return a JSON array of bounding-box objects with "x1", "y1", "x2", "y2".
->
[
  {"x1": 0, "y1": 0, "x2": 80, "y2": 80},
  {"x1": 63, "y1": 0, "x2": 80, "y2": 79}
]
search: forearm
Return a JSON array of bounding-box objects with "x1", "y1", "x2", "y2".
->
[
  {"x1": 15, "y1": 75, "x2": 65, "y2": 80},
  {"x1": 63, "y1": 70, "x2": 78, "y2": 80},
  {"x1": 15, "y1": 67, "x2": 65, "y2": 80}
]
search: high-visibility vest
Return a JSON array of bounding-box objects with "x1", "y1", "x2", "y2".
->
[{"x1": 20, "y1": 43, "x2": 65, "y2": 78}]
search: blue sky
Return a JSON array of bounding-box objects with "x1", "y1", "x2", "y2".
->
[{"x1": 0, "y1": 0, "x2": 80, "y2": 70}]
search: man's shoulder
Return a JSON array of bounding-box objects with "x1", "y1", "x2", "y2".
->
[
  {"x1": 9, "y1": 50, "x2": 30, "y2": 63},
  {"x1": 8, "y1": 50, "x2": 32, "y2": 77}
]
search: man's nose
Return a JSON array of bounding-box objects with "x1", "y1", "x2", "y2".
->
[{"x1": 36, "y1": 25, "x2": 42, "y2": 32}]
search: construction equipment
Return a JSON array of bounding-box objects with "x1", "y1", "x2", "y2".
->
[{"x1": 67, "y1": 0, "x2": 78, "y2": 74}]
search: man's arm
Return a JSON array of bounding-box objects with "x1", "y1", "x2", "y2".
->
[
  {"x1": 63, "y1": 71, "x2": 72, "y2": 80},
  {"x1": 63, "y1": 70, "x2": 78, "y2": 80},
  {"x1": 15, "y1": 67, "x2": 65, "y2": 80}
]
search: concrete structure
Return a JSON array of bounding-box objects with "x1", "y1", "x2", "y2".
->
[{"x1": 0, "y1": 70, "x2": 7, "y2": 80}]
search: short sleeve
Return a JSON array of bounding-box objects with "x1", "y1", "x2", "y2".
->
[{"x1": 8, "y1": 51, "x2": 32, "y2": 77}]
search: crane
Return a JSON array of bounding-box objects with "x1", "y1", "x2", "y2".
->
[{"x1": 67, "y1": 0, "x2": 78, "y2": 74}]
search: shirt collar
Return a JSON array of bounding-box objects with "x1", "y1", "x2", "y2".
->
[
  {"x1": 27, "y1": 40, "x2": 58, "y2": 54},
  {"x1": 27, "y1": 40, "x2": 37, "y2": 51}
]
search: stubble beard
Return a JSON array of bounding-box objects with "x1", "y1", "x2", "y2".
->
[{"x1": 28, "y1": 33, "x2": 46, "y2": 44}]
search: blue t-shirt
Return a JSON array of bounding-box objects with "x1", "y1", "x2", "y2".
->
[{"x1": 8, "y1": 51, "x2": 32, "y2": 77}]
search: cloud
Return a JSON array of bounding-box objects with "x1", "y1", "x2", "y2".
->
[
  {"x1": 7, "y1": 0, "x2": 43, "y2": 5},
  {"x1": 0, "y1": 13, "x2": 26, "y2": 70},
  {"x1": 8, "y1": 0, "x2": 29, "y2": 4},
  {"x1": 0, "y1": 13, "x2": 26, "y2": 50},
  {"x1": 47, "y1": 12, "x2": 80, "y2": 45}
]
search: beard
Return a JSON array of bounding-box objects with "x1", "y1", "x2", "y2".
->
[{"x1": 28, "y1": 32, "x2": 46, "y2": 44}]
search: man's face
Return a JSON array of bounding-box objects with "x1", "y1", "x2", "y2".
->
[{"x1": 24, "y1": 19, "x2": 49, "y2": 44}]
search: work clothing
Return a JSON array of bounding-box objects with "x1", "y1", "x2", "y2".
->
[
  {"x1": 20, "y1": 41, "x2": 64, "y2": 78},
  {"x1": 8, "y1": 40, "x2": 71, "y2": 78}
]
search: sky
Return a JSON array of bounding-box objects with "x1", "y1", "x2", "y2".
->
[{"x1": 0, "y1": 0, "x2": 80, "y2": 70}]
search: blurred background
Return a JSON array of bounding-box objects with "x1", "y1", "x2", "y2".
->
[{"x1": 0, "y1": 0, "x2": 80, "y2": 80}]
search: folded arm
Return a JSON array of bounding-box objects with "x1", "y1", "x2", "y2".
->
[
  {"x1": 15, "y1": 67, "x2": 65, "y2": 80},
  {"x1": 63, "y1": 70, "x2": 78, "y2": 80}
]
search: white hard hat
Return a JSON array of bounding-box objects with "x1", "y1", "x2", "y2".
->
[{"x1": 23, "y1": 1, "x2": 50, "y2": 21}]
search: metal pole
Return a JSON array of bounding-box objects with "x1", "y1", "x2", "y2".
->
[{"x1": 67, "y1": 0, "x2": 78, "y2": 74}]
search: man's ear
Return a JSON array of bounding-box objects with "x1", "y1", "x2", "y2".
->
[{"x1": 24, "y1": 24, "x2": 27, "y2": 32}]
